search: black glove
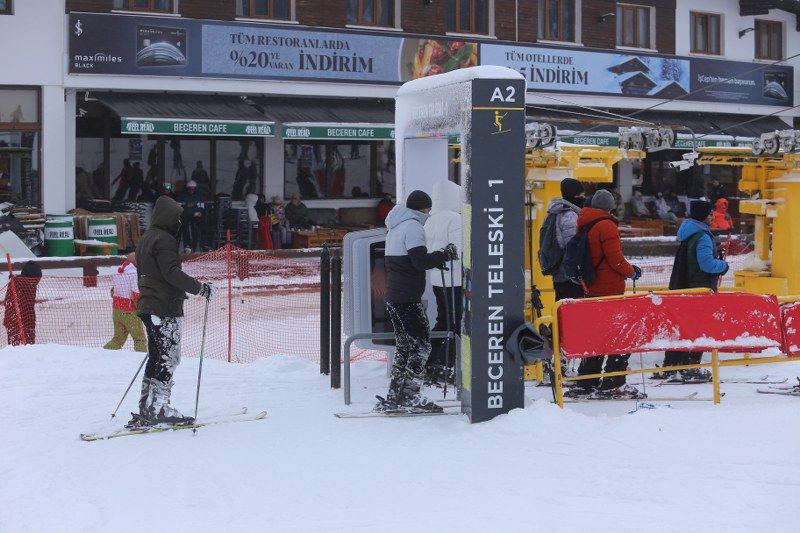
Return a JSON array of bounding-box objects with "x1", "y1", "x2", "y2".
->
[
  {"x1": 631, "y1": 265, "x2": 642, "y2": 281},
  {"x1": 721, "y1": 263, "x2": 730, "y2": 276},
  {"x1": 442, "y1": 243, "x2": 458, "y2": 261},
  {"x1": 198, "y1": 283, "x2": 213, "y2": 300}
]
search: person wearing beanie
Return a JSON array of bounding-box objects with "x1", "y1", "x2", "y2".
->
[
  {"x1": 658, "y1": 199, "x2": 729, "y2": 383},
  {"x1": 566, "y1": 188, "x2": 644, "y2": 400},
  {"x1": 177, "y1": 179, "x2": 206, "y2": 252},
  {"x1": 104, "y1": 252, "x2": 147, "y2": 353},
  {"x1": 542, "y1": 178, "x2": 586, "y2": 301},
  {"x1": 379, "y1": 190, "x2": 458, "y2": 414}
]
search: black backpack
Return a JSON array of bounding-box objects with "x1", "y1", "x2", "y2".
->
[
  {"x1": 562, "y1": 219, "x2": 606, "y2": 287},
  {"x1": 538, "y1": 212, "x2": 563, "y2": 275}
]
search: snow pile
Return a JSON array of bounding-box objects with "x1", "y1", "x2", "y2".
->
[
  {"x1": 2, "y1": 345, "x2": 800, "y2": 531},
  {"x1": 641, "y1": 334, "x2": 781, "y2": 352}
]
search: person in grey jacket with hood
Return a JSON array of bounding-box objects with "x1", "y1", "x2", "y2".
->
[
  {"x1": 547, "y1": 178, "x2": 586, "y2": 301},
  {"x1": 377, "y1": 190, "x2": 457, "y2": 413}
]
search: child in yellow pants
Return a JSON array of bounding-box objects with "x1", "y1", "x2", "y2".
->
[{"x1": 104, "y1": 253, "x2": 146, "y2": 352}]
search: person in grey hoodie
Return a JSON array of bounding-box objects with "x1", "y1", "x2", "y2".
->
[
  {"x1": 547, "y1": 178, "x2": 586, "y2": 301},
  {"x1": 378, "y1": 190, "x2": 457, "y2": 413}
]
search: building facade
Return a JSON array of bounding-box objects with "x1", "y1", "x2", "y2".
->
[{"x1": 0, "y1": 0, "x2": 797, "y2": 214}]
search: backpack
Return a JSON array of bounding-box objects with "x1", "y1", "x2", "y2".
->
[
  {"x1": 538, "y1": 212, "x2": 563, "y2": 275},
  {"x1": 562, "y1": 219, "x2": 607, "y2": 287}
]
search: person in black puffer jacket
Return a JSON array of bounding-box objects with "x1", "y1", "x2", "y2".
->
[
  {"x1": 378, "y1": 190, "x2": 457, "y2": 413},
  {"x1": 130, "y1": 195, "x2": 212, "y2": 428}
]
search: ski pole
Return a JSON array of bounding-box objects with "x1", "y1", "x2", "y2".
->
[
  {"x1": 631, "y1": 276, "x2": 647, "y2": 398},
  {"x1": 449, "y1": 257, "x2": 457, "y2": 389},
  {"x1": 192, "y1": 294, "x2": 212, "y2": 435},
  {"x1": 439, "y1": 267, "x2": 452, "y2": 399},
  {"x1": 110, "y1": 352, "x2": 148, "y2": 419}
]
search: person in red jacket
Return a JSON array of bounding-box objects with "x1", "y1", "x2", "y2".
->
[
  {"x1": 376, "y1": 193, "x2": 395, "y2": 225},
  {"x1": 709, "y1": 198, "x2": 734, "y2": 233},
  {"x1": 568, "y1": 190, "x2": 644, "y2": 400},
  {"x1": 3, "y1": 261, "x2": 41, "y2": 346}
]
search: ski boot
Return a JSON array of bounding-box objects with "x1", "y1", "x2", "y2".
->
[
  {"x1": 590, "y1": 384, "x2": 647, "y2": 400},
  {"x1": 374, "y1": 376, "x2": 403, "y2": 413},
  {"x1": 564, "y1": 386, "x2": 595, "y2": 399},
  {"x1": 678, "y1": 368, "x2": 712, "y2": 383},
  {"x1": 398, "y1": 376, "x2": 443, "y2": 414}
]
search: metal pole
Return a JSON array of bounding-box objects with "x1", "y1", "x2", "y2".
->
[
  {"x1": 439, "y1": 268, "x2": 452, "y2": 398},
  {"x1": 110, "y1": 352, "x2": 148, "y2": 419},
  {"x1": 192, "y1": 295, "x2": 212, "y2": 434},
  {"x1": 320, "y1": 244, "x2": 331, "y2": 375},
  {"x1": 226, "y1": 230, "x2": 233, "y2": 363},
  {"x1": 330, "y1": 249, "x2": 342, "y2": 388}
]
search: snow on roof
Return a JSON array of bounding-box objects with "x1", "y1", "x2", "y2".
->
[
  {"x1": 607, "y1": 57, "x2": 650, "y2": 73},
  {"x1": 648, "y1": 80, "x2": 689, "y2": 95},
  {"x1": 615, "y1": 71, "x2": 656, "y2": 86},
  {"x1": 397, "y1": 66, "x2": 524, "y2": 95}
]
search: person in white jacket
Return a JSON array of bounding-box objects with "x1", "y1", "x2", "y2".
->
[{"x1": 424, "y1": 179, "x2": 463, "y2": 382}]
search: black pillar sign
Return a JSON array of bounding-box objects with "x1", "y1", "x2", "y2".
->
[{"x1": 460, "y1": 78, "x2": 526, "y2": 422}]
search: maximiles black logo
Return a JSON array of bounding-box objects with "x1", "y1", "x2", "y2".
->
[{"x1": 74, "y1": 20, "x2": 83, "y2": 37}]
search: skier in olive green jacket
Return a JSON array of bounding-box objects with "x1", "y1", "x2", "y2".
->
[{"x1": 128, "y1": 195, "x2": 212, "y2": 428}]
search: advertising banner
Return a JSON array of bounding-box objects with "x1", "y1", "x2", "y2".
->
[
  {"x1": 69, "y1": 13, "x2": 793, "y2": 107},
  {"x1": 68, "y1": 13, "x2": 477, "y2": 85},
  {"x1": 481, "y1": 43, "x2": 793, "y2": 106}
]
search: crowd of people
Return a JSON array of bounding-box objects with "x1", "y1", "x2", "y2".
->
[
  {"x1": 543, "y1": 178, "x2": 730, "y2": 399},
  {"x1": 628, "y1": 176, "x2": 735, "y2": 234}
]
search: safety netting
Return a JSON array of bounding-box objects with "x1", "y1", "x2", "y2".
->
[{"x1": 0, "y1": 244, "x2": 383, "y2": 364}]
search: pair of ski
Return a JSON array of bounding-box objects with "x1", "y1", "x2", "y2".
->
[
  {"x1": 335, "y1": 399, "x2": 461, "y2": 418},
  {"x1": 651, "y1": 375, "x2": 787, "y2": 387},
  {"x1": 80, "y1": 407, "x2": 267, "y2": 441},
  {"x1": 563, "y1": 391, "x2": 710, "y2": 403},
  {"x1": 757, "y1": 377, "x2": 800, "y2": 396}
]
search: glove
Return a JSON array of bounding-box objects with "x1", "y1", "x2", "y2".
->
[
  {"x1": 721, "y1": 263, "x2": 730, "y2": 276},
  {"x1": 631, "y1": 265, "x2": 642, "y2": 281},
  {"x1": 442, "y1": 243, "x2": 459, "y2": 261},
  {"x1": 198, "y1": 283, "x2": 213, "y2": 300}
]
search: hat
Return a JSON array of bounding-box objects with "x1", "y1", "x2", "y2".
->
[
  {"x1": 187, "y1": 180, "x2": 197, "y2": 188},
  {"x1": 20, "y1": 261, "x2": 42, "y2": 278},
  {"x1": 591, "y1": 189, "x2": 616, "y2": 212},
  {"x1": 560, "y1": 178, "x2": 585, "y2": 200},
  {"x1": 406, "y1": 190, "x2": 432, "y2": 211},
  {"x1": 690, "y1": 200, "x2": 713, "y2": 221}
]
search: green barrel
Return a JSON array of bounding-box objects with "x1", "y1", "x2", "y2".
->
[
  {"x1": 88, "y1": 217, "x2": 118, "y2": 254},
  {"x1": 44, "y1": 216, "x2": 75, "y2": 257}
]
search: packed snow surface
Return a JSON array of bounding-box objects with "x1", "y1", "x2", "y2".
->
[{"x1": 2, "y1": 345, "x2": 800, "y2": 532}]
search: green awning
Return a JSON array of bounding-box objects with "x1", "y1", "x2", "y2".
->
[
  {"x1": 95, "y1": 92, "x2": 275, "y2": 137},
  {"x1": 282, "y1": 123, "x2": 394, "y2": 141}
]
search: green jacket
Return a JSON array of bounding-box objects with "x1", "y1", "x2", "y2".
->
[{"x1": 136, "y1": 196, "x2": 201, "y2": 317}]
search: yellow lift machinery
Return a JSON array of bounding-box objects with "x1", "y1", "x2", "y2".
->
[{"x1": 695, "y1": 146, "x2": 800, "y2": 296}]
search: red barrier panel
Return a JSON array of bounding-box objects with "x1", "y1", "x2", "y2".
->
[
  {"x1": 558, "y1": 293, "x2": 783, "y2": 358},
  {"x1": 781, "y1": 302, "x2": 800, "y2": 356}
]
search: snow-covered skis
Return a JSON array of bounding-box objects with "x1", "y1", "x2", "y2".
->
[
  {"x1": 335, "y1": 403, "x2": 461, "y2": 419},
  {"x1": 80, "y1": 407, "x2": 266, "y2": 441},
  {"x1": 756, "y1": 387, "x2": 800, "y2": 397},
  {"x1": 563, "y1": 392, "x2": 706, "y2": 403}
]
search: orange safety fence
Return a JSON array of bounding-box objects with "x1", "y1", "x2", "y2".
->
[{"x1": 0, "y1": 243, "x2": 386, "y2": 363}]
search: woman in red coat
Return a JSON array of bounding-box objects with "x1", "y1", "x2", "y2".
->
[
  {"x1": 710, "y1": 198, "x2": 734, "y2": 233},
  {"x1": 568, "y1": 190, "x2": 644, "y2": 399}
]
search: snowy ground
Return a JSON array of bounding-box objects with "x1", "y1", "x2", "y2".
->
[{"x1": 2, "y1": 345, "x2": 800, "y2": 532}]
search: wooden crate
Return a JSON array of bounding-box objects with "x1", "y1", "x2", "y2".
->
[{"x1": 292, "y1": 229, "x2": 348, "y2": 249}]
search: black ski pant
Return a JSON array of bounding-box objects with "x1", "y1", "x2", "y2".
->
[
  {"x1": 554, "y1": 280, "x2": 585, "y2": 301},
  {"x1": 141, "y1": 314, "x2": 182, "y2": 385},
  {"x1": 387, "y1": 302, "x2": 431, "y2": 384},
  {"x1": 576, "y1": 354, "x2": 630, "y2": 390},
  {"x1": 428, "y1": 285, "x2": 462, "y2": 371},
  {"x1": 663, "y1": 351, "x2": 703, "y2": 369}
]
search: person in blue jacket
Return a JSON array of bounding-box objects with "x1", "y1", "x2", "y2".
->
[{"x1": 659, "y1": 200, "x2": 729, "y2": 382}]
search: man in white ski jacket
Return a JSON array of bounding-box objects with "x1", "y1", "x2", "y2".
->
[{"x1": 424, "y1": 180, "x2": 463, "y2": 382}]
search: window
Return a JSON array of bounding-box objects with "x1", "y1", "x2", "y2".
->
[
  {"x1": 538, "y1": 0, "x2": 575, "y2": 42},
  {"x1": 690, "y1": 12, "x2": 721, "y2": 55},
  {"x1": 113, "y1": 0, "x2": 174, "y2": 12},
  {"x1": 284, "y1": 141, "x2": 395, "y2": 200},
  {"x1": 348, "y1": 0, "x2": 394, "y2": 27},
  {"x1": 616, "y1": 4, "x2": 651, "y2": 49},
  {"x1": 755, "y1": 20, "x2": 783, "y2": 60},
  {"x1": 447, "y1": 0, "x2": 488, "y2": 34},
  {"x1": 239, "y1": 0, "x2": 290, "y2": 20},
  {"x1": 0, "y1": 1, "x2": 11, "y2": 15},
  {"x1": 0, "y1": 88, "x2": 41, "y2": 207}
]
